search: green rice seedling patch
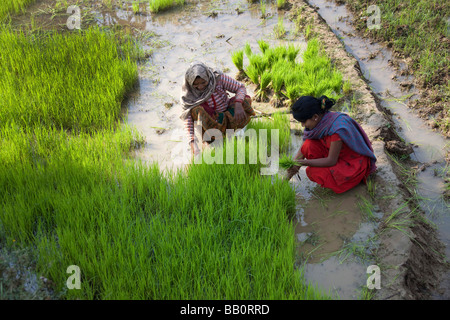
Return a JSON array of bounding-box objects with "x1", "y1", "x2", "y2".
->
[
  {"x1": 1, "y1": 119, "x2": 330, "y2": 299},
  {"x1": 239, "y1": 37, "x2": 343, "y2": 108},
  {"x1": 148, "y1": 0, "x2": 186, "y2": 13},
  {"x1": 0, "y1": 0, "x2": 36, "y2": 22},
  {"x1": 0, "y1": 26, "x2": 139, "y2": 133}
]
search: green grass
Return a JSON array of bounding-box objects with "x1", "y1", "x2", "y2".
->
[
  {"x1": 341, "y1": 0, "x2": 449, "y2": 134},
  {"x1": 148, "y1": 0, "x2": 185, "y2": 13},
  {"x1": 0, "y1": 0, "x2": 36, "y2": 22},
  {"x1": 0, "y1": 25, "x2": 330, "y2": 299}
]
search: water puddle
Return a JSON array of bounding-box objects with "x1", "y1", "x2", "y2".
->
[
  {"x1": 290, "y1": 134, "x2": 381, "y2": 299},
  {"x1": 307, "y1": 0, "x2": 450, "y2": 299}
]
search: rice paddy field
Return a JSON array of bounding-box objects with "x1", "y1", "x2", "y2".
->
[
  {"x1": 1, "y1": 0, "x2": 449, "y2": 304},
  {"x1": 0, "y1": 0, "x2": 336, "y2": 301}
]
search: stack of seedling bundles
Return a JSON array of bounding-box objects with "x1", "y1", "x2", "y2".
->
[
  {"x1": 0, "y1": 25, "x2": 329, "y2": 299},
  {"x1": 231, "y1": 38, "x2": 343, "y2": 108}
]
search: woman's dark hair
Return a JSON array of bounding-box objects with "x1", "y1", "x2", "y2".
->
[{"x1": 291, "y1": 95, "x2": 335, "y2": 122}]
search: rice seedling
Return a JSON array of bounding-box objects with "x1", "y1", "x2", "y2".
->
[
  {"x1": 0, "y1": 0, "x2": 36, "y2": 22},
  {"x1": 342, "y1": 80, "x2": 353, "y2": 95},
  {"x1": 258, "y1": 39, "x2": 269, "y2": 54},
  {"x1": 277, "y1": 0, "x2": 286, "y2": 10},
  {"x1": 273, "y1": 18, "x2": 286, "y2": 39},
  {"x1": 305, "y1": 231, "x2": 321, "y2": 246},
  {"x1": 358, "y1": 284, "x2": 377, "y2": 300},
  {"x1": 148, "y1": 0, "x2": 185, "y2": 13},
  {"x1": 330, "y1": 241, "x2": 371, "y2": 264},
  {"x1": 132, "y1": 1, "x2": 140, "y2": 14},
  {"x1": 260, "y1": 0, "x2": 267, "y2": 19},
  {"x1": 366, "y1": 176, "x2": 377, "y2": 200},
  {"x1": 304, "y1": 24, "x2": 313, "y2": 40},
  {"x1": 357, "y1": 196, "x2": 377, "y2": 222},
  {"x1": 244, "y1": 42, "x2": 253, "y2": 58},
  {"x1": 231, "y1": 49, "x2": 244, "y2": 72},
  {"x1": 380, "y1": 202, "x2": 416, "y2": 239},
  {"x1": 255, "y1": 70, "x2": 271, "y2": 102}
]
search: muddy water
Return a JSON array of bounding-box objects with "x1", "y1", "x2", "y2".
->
[
  {"x1": 290, "y1": 134, "x2": 381, "y2": 299},
  {"x1": 307, "y1": 0, "x2": 450, "y2": 299}
]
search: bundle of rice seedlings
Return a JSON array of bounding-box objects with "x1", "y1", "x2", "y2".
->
[
  {"x1": 330, "y1": 70, "x2": 343, "y2": 94},
  {"x1": 286, "y1": 44, "x2": 300, "y2": 63},
  {"x1": 249, "y1": 54, "x2": 268, "y2": 77},
  {"x1": 285, "y1": 84, "x2": 301, "y2": 104},
  {"x1": 269, "y1": 68, "x2": 286, "y2": 108},
  {"x1": 255, "y1": 70, "x2": 271, "y2": 102},
  {"x1": 231, "y1": 49, "x2": 245, "y2": 80},
  {"x1": 244, "y1": 64, "x2": 260, "y2": 85},
  {"x1": 271, "y1": 70, "x2": 284, "y2": 95},
  {"x1": 231, "y1": 49, "x2": 244, "y2": 71},
  {"x1": 149, "y1": 0, "x2": 186, "y2": 13},
  {"x1": 279, "y1": 154, "x2": 301, "y2": 169}
]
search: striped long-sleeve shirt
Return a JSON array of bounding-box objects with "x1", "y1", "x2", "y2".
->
[{"x1": 185, "y1": 73, "x2": 247, "y2": 143}]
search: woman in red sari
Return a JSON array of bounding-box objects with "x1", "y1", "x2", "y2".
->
[{"x1": 286, "y1": 96, "x2": 377, "y2": 194}]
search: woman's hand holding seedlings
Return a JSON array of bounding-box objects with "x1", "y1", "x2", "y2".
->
[{"x1": 286, "y1": 164, "x2": 301, "y2": 181}]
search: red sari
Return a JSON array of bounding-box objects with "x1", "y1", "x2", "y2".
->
[{"x1": 301, "y1": 133, "x2": 371, "y2": 194}]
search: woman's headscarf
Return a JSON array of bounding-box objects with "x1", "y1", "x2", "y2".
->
[{"x1": 180, "y1": 62, "x2": 222, "y2": 120}]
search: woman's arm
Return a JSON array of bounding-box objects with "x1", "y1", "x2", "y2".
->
[
  {"x1": 298, "y1": 140, "x2": 343, "y2": 167},
  {"x1": 220, "y1": 74, "x2": 247, "y2": 122},
  {"x1": 220, "y1": 74, "x2": 246, "y2": 100}
]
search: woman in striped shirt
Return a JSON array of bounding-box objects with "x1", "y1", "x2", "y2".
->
[{"x1": 180, "y1": 62, "x2": 255, "y2": 155}]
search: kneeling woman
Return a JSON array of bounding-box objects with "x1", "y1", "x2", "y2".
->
[
  {"x1": 180, "y1": 62, "x2": 255, "y2": 155},
  {"x1": 287, "y1": 96, "x2": 377, "y2": 194}
]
